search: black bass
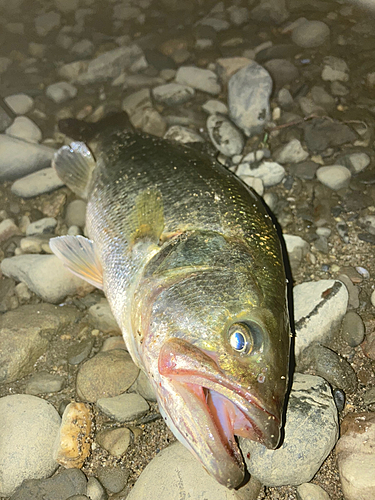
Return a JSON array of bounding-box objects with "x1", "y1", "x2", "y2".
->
[{"x1": 50, "y1": 126, "x2": 290, "y2": 489}]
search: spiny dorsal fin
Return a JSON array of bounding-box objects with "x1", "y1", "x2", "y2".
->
[
  {"x1": 49, "y1": 235, "x2": 103, "y2": 289},
  {"x1": 52, "y1": 142, "x2": 96, "y2": 199},
  {"x1": 127, "y1": 189, "x2": 165, "y2": 245}
]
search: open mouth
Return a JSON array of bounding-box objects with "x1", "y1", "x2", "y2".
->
[{"x1": 158, "y1": 337, "x2": 281, "y2": 488}]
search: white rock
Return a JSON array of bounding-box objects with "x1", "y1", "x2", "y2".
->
[
  {"x1": 284, "y1": 234, "x2": 310, "y2": 269},
  {"x1": 26, "y1": 217, "x2": 57, "y2": 236},
  {"x1": 245, "y1": 161, "x2": 285, "y2": 187},
  {"x1": 238, "y1": 175, "x2": 264, "y2": 196},
  {"x1": 152, "y1": 83, "x2": 195, "y2": 106},
  {"x1": 4, "y1": 93, "x2": 34, "y2": 115},
  {"x1": 207, "y1": 114, "x2": 244, "y2": 156},
  {"x1": 175, "y1": 66, "x2": 221, "y2": 95},
  {"x1": 164, "y1": 125, "x2": 204, "y2": 144},
  {"x1": 0, "y1": 254, "x2": 93, "y2": 303},
  {"x1": 46, "y1": 81, "x2": 78, "y2": 104},
  {"x1": 0, "y1": 135, "x2": 55, "y2": 181},
  {"x1": 202, "y1": 99, "x2": 228, "y2": 115},
  {"x1": 316, "y1": 165, "x2": 351, "y2": 190},
  {"x1": 0, "y1": 219, "x2": 20, "y2": 243},
  {"x1": 322, "y1": 56, "x2": 349, "y2": 82},
  {"x1": 11, "y1": 168, "x2": 64, "y2": 198},
  {"x1": 0, "y1": 394, "x2": 60, "y2": 497},
  {"x1": 294, "y1": 280, "x2": 349, "y2": 357},
  {"x1": 296, "y1": 483, "x2": 331, "y2": 500},
  {"x1": 274, "y1": 139, "x2": 309, "y2": 164},
  {"x1": 6, "y1": 116, "x2": 42, "y2": 143}
]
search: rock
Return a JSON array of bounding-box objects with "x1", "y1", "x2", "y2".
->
[
  {"x1": 131, "y1": 370, "x2": 157, "y2": 402},
  {"x1": 291, "y1": 20, "x2": 330, "y2": 48},
  {"x1": 0, "y1": 218, "x2": 20, "y2": 244},
  {"x1": 263, "y1": 59, "x2": 299, "y2": 90},
  {"x1": 316, "y1": 165, "x2": 351, "y2": 190},
  {"x1": 76, "y1": 350, "x2": 139, "y2": 402},
  {"x1": 6, "y1": 116, "x2": 42, "y2": 143},
  {"x1": 228, "y1": 61, "x2": 272, "y2": 137},
  {"x1": 337, "y1": 273, "x2": 359, "y2": 309},
  {"x1": 228, "y1": 5, "x2": 250, "y2": 26},
  {"x1": 65, "y1": 200, "x2": 87, "y2": 228},
  {"x1": 96, "y1": 393, "x2": 149, "y2": 422},
  {"x1": 0, "y1": 395, "x2": 61, "y2": 497},
  {"x1": 202, "y1": 99, "x2": 228, "y2": 115},
  {"x1": 240, "y1": 373, "x2": 338, "y2": 486},
  {"x1": 54, "y1": 0, "x2": 79, "y2": 12},
  {"x1": 46, "y1": 82, "x2": 78, "y2": 104},
  {"x1": 96, "y1": 466, "x2": 129, "y2": 494},
  {"x1": 96, "y1": 427, "x2": 132, "y2": 457},
  {"x1": 10, "y1": 468, "x2": 87, "y2": 500},
  {"x1": 122, "y1": 88, "x2": 152, "y2": 117},
  {"x1": 304, "y1": 118, "x2": 356, "y2": 153},
  {"x1": 101, "y1": 336, "x2": 127, "y2": 352},
  {"x1": 296, "y1": 483, "x2": 331, "y2": 500},
  {"x1": 88, "y1": 300, "x2": 121, "y2": 334},
  {"x1": 293, "y1": 280, "x2": 349, "y2": 357},
  {"x1": 238, "y1": 176, "x2": 264, "y2": 196},
  {"x1": 4, "y1": 93, "x2": 34, "y2": 115},
  {"x1": 127, "y1": 441, "x2": 261, "y2": 500},
  {"x1": 54, "y1": 402, "x2": 92, "y2": 469},
  {"x1": 29, "y1": 42, "x2": 46, "y2": 58},
  {"x1": 15, "y1": 282, "x2": 32, "y2": 303},
  {"x1": 206, "y1": 114, "x2": 244, "y2": 156},
  {"x1": 336, "y1": 412, "x2": 375, "y2": 500},
  {"x1": 310, "y1": 85, "x2": 335, "y2": 111},
  {"x1": 20, "y1": 235, "x2": 52, "y2": 254},
  {"x1": 35, "y1": 11, "x2": 61, "y2": 37},
  {"x1": 86, "y1": 476, "x2": 107, "y2": 500},
  {"x1": 216, "y1": 57, "x2": 252, "y2": 85},
  {"x1": 1, "y1": 254, "x2": 93, "y2": 303},
  {"x1": 152, "y1": 83, "x2": 195, "y2": 106},
  {"x1": 242, "y1": 161, "x2": 285, "y2": 187},
  {"x1": 284, "y1": 234, "x2": 309, "y2": 272},
  {"x1": 337, "y1": 152, "x2": 371, "y2": 174},
  {"x1": 274, "y1": 139, "x2": 309, "y2": 164},
  {"x1": 175, "y1": 66, "x2": 221, "y2": 95},
  {"x1": 0, "y1": 56, "x2": 12, "y2": 74},
  {"x1": 0, "y1": 135, "x2": 55, "y2": 181},
  {"x1": 58, "y1": 61, "x2": 89, "y2": 81},
  {"x1": 71, "y1": 39, "x2": 94, "y2": 58},
  {"x1": 26, "y1": 371, "x2": 64, "y2": 395},
  {"x1": 67, "y1": 337, "x2": 94, "y2": 365},
  {"x1": 297, "y1": 343, "x2": 357, "y2": 394},
  {"x1": 0, "y1": 107, "x2": 13, "y2": 132},
  {"x1": 250, "y1": 0, "x2": 289, "y2": 24},
  {"x1": 322, "y1": 56, "x2": 349, "y2": 82},
  {"x1": 289, "y1": 160, "x2": 319, "y2": 180},
  {"x1": 164, "y1": 125, "x2": 204, "y2": 143},
  {"x1": 11, "y1": 168, "x2": 64, "y2": 198},
  {"x1": 130, "y1": 107, "x2": 167, "y2": 137},
  {"x1": 26, "y1": 217, "x2": 57, "y2": 236}
]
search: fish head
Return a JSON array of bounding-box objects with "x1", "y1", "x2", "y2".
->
[{"x1": 133, "y1": 233, "x2": 290, "y2": 489}]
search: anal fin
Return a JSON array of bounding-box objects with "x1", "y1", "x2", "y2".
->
[{"x1": 49, "y1": 235, "x2": 103, "y2": 289}]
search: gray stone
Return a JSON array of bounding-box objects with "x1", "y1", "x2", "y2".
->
[
  {"x1": 97, "y1": 392, "x2": 149, "y2": 422},
  {"x1": 250, "y1": 0, "x2": 289, "y2": 24},
  {"x1": 197, "y1": 17, "x2": 230, "y2": 32},
  {"x1": 316, "y1": 165, "x2": 351, "y2": 190},
  {"x1": 96, "y1": 427, "x2": 132, "y2": 457},
  {"x1": 0, "y1": 135, "x2": 55, "y2": 181},
  {"x1": 54, "y1": 0, "x2": 79, "y2": 12},
  {"x1": 240, "y1": 373, "x2": 338, "y2": 486},
  {"x1": 238, "y1": 176, "x2": 264, "y2": 197},
  {"x1": 0, "y1": 56, "x2": 12, "y2": 74},
  {"x1": 4, "y1": 94, "x2": 34, "y2": 115},
  {"x1": 291, "y1": 20, "x2": 330, "y2": 48},
  {"x1": 228, "y1": 61, "x2": 272, "y2": 137},
  {"x1": 122, "y1": 88, "x2": 152, "y2": 117},
  {"x1": 71, "y1": 39, "x2": 94, "y2": 58},
  {"x1": 113, "y1": 4, "x2": 141, "y2": 20},
  {"x1": 131, "y1": 370, "x2": 157, "y2": 402},
  {"x1": 76, "y1": 350, "x2": 139, "y2": 402},
  {"x1": 130, "y1": 107, "x2": 167, "y2": 137},
  {"x1": 284, "y1": 234, "x2": 309, "y2": 271},
  {"x1": 65, "y1": 200, "x2": 87, "y2": 228},
  {"x1": 164, "y1": 125, "x2": 204, "y2": 143},
  {"x1": 175, "y1": 66, "x2": 221, "y2": 95},
  {"x1": 11, "y1": 168, "x2": 64, "y2": 198},
  {"x1": 46, "y1": 82, "x2": 78, "y2": 104},
  {"x1": 67, "y1": 337, "x2": 94, "y2": 365},
  {"x1": 263, "y1": 59, "x2": 299, "y2": 90},
  {"x1": 289, "y1": 160, "x2": 319, "y2": 180},
  {"x1": 26, "y1": 217, "x2": 57, "y2": 236},
  {"x1": 86, "y1": 476, "x2": 107, "y2": 500},
  {"x1": 228, "y1": 5, "x2": 250, "y2": 26},
  {"x1": 152, "y1": 83, "x2": 195, "y2": 106},
  {"x1": 341, "y1": 311, "x2": 365, "y2": 347},
  {"x1": 20, "y1": 235, "x2": 52, "y2": 254},
  {"x1": 35, "y1": 11, "x2": 61, "y2": 37},
  {"x1": 322, "y1": 56, "x2": 349, "y2": 82},
  {"x1": 310, "y1": 85, "x2": 335, "y2": 111},
  {"x1": 337, "y1": 152, "x2": 370, "y2": 174},
  {"x1": 207, "y1": 114, "x2": 244, "y2": 156},
  {"x1": 294, "y1": 280, "x2": 349, "y2": 357},
  {"x1": 274, "y1": 139, "x2": 309, "y2": 164},
  {"x1": 58, "y1": 61, "x2": 89, "y2": 81},
  {"x1": 202, "y1": 99, "x2": 228, "y2": 115},
  {"x1": 0, "y1": 218, "x2": 20, "y2": 244},
  {"x1": 0, "y1": 395, "x2": 61, "y2": 497},
  {"x1": 26, "y1": 371, "x2": 64, "y2": 395},
  {"x1": 88, "y1": 300, "x2": 121, "y2": 334},
  {"x1": 304, "y1": 119, "x2": 356, "y2": 153},
  {"x1": 0, "y1": 107, "x2": 12, "y2": 132},
  {"x1": 96, "y1": 466, "x2": 129, "y2": 494},
  {"x1": 6, "y1": 116, "x2": 42, "y2": 143},
  {"x1": 0, "y1": 254, "x2": 93, "y2": 303},
  {"x1": 242, "y1": 161, "x2": 285, "y2": 187},
  {"x1": 296, "y1": 483, "x2": 331, "y2": 500}
]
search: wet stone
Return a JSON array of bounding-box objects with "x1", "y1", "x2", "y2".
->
[
  {"x1": 96, "y1": 392, "x2": 149, "y2": 422},
  {"x1": 164, "y1": 125, "x2": 204, "y2": 143},
  {"x1": 333, "y1": 388, "x2": 346, "y2": 412},
  {"x1": 25, "y1": 371, "x2": 64, "y2": 395}
]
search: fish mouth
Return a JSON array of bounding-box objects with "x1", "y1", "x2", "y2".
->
[{"x1": 158, "y1": 337, "x2": 281, "y2": 489}]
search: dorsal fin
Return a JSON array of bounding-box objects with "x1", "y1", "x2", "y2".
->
[
  {"x1": 49, "y1": 235, "x2": 103, "y2": 289},
  {"x1": 52, "y1": 142, "x2": 96, "y2": 199},
  {"x1": 127, "y1": 189, "x2": 165, "y2": 245}
]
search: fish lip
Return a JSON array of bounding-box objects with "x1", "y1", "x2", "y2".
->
[{"x1": 158, "y1": 337, "x2": 281, "y2": 452}]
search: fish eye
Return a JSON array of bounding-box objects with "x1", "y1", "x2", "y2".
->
[{"x1": 228, "y1": 322, "x2": 263, "y2": 355}]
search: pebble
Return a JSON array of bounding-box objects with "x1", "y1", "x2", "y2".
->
[
  {"x1": 242, "y1": 161, "x2": 285, "y2": 187},
  {"x1": 304, "y1": 119, "x2": 356, "y2": 153},
  {"x1": 96, "y1": 466, "x2": 129, "y2": 494},
  {"x1": 26, "y1": 371, "x2": 64, "y2": 395},
  {"x1": 290, "y1": 160, "x2": 319, "y2": 180},
  {"x1": 0, "y1": 254, "x2": 93, "y2": 303},
  {"x1": 206, "y1": 114, "x2": 244, "y2": 156},
  {"x1": 0, "y1": 218, "x2": 20, "y2": 244},
  {"x1": 152, "y1": 83, "x2": 195, "y2": 106},
  {"x1": 321, "y1": 56, "x2": 349, "y2": 82},
  {"x1": 127, "y1": 441, "x2": 261, "y2": 500},
  {"x1": 296, "y1": 483, "x2": 331, "y2": 500},
  {"x1": 175, "y1": 66, "x2": 221, "y2": 95},
  {"x1": 164, "y1": 125, "x2": 204, "y2": 143},
  {"x1": 101, "y1": 336, "x2": 127, "y2": 352},
  {"x1": 131, "y1": 370, "x2": 157, "y2": 402},
  {"x1": 316, "y1": 165, "x2": 351, "y2": 190},
  {"x1": 54, "y1": 402, "x2": 92, "y2": 469},
  {"x1": 0, "y1": 107, "x2": 13, "y2": 132},
  {"x1": 250, "y1": 0, "x2": 289, "y2": 24},
  {"x1": 86, "y1": 476, "x2": 107, "y2": 500},
  {"x1": 337, "y1": 152, "x2": 371, "y2": 174},
  {"x1": 336, "y1": 412, "x2": 375, "y2": 500},
  {"x1": 337, "y1": 273, "x2": 359, "y2": 308},
  {"x1": 131, "y1": 107, "x2": 167, "y2": 137},
  {"x1": 11, "y1": 168, "x2": 65, "y2": 198},
  {"x1": 273, "y1": 139, "x2": 309, "y2": 164},
  {"x1": 96, "y1": 392, "x2": 149, "y2": 422},
  {"x1": 215, "y1": 57, "x2": 252, "y2": 85},
  {"x1": 26, "y1": 217, "x2": 57, "y2": 236},
  {"x1": 202, "y1": 99, "x2": 228, "y2": 115},
  {"x1": 0, "y1": 135, "x2": 55, "y2": 181},
  {"x1": 35, "y1": 11, "x2": 61, "y2": 37},
  {"x1": 228, "y1": 61, "x2": 272, "y2": 137},
  {"x1": 0, "y1": 56, "x2": 12, "y2": 74},
  {"x1": 67, "y1": 336, "x2": 94, "y2": 365},
  {"x1": 10, "y1": 468, "x2": 87, "y2": 500},
  {"x1": 71, "y1": 39, "x2": 94, "y2": 58},
  {"x1": 240, "y1": 373, "x2": 338, "y2": 486},
  {"x1": 284, "y1": 234, "x2": 310, "y2": 272},
  {"x1": 15, "y1": 282, "x2": 32, "y2": 303},
  {"x1": 0, "y1": 394, "x2": 61, "y2": 496},
  {"x1": 293, "y1": 280, "x2": 349, "y2": 357},
  {"x1": 65, "y1": 200, "x2": 87, "y2": 229},
  {"x1": 76, "y1": 350, "x2": 139, "y2": 402},
  {"x1": 88, "y1": 300, "x2": 121, "y2": 333},
  {"x1": 4, "y1": 93, "x2": 34, "y2": 115},
  {"x1": 46, "y1": 82, "x2": 78, "y2": 104},
  {"x1": 371, "y1": 290, "x2": 375, "y2": 308},
  {"x1": 291, "y1": 20, "x2": 330, "y2": 48},
  {"x1": 263, "y1": 59, "x2": 299, "y2": 91},
  {"x1": 238, "y1": 176, "x2": 264, "y2": 196},
  {"x1": 96, "y1": 427, "x2": 132, "y2": 457},
  {"x1": 20, "y1": 235, "x2": 51, "y2": 254},
  {"x1": 362, "y1": 326, "x2": 375, "y2": 360},
  {"x1": 297, "y1": 343, "x2": 357, "y2": 394}
]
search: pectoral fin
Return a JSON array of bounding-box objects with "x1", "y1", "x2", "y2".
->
[
  {"x1": 52, "y1": 142, "x2": 96, "y2": 199},
  {"x1": 127, "y1": 189, "x2": 165, "y2": 245},
  {"x1": 49, "y1": 235, "x2": 103, "y2": 289}
]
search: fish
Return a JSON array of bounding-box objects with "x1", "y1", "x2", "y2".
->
[{"x1": 49, "y1": 121, "x2": 290, "y2": 489}]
